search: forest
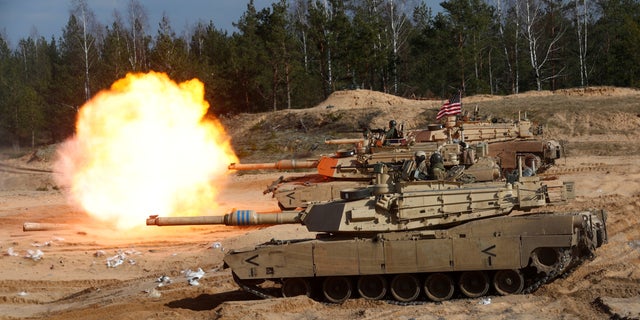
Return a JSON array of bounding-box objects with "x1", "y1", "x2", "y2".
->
[{"x1": 1, "y1": 0, "x2": 639, "y2": 149}]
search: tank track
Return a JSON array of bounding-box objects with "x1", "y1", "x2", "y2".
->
[
  {"x1": 233, "y1": 273, "x2": 277, "y2": 299},
  {"x1": 232, "y1": 247, "x2": 584, "y2": 304},
  {"x1": 522, "y1": 248, "x2": 572, "y2": 294}
]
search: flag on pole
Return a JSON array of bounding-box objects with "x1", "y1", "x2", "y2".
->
[{"x1": 436, "y1": 92, "x2": 462, "y2": 120}]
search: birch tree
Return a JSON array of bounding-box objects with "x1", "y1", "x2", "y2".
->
[
  {"x1": 494, "y1": 0, "x2": 520, "y2": 93},
  {"x1": 291, "y1": 0, "x2": 310, "y2": 72},
  {"x1": 307, "y1": 0, "x2": 349, "y2": 96},
  {"x1": 520, "y1": 0, "x2": 565, "y2": 90},
  {"x1": 70, "y1": 0, "x2": 101, "y2": 101},
  {"x1": 573, "y1": 0, "x2": 589, "y2": 87},
  {"x1": 126, "y1": 0, "x2": 150, "y2": 71},
  {"x1": 384, "y1": 0, "x2": 411, "y2": 94}
]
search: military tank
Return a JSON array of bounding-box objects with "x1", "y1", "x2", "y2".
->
[
  {"x1": 230, "y1": 112, "x2": 559, "y2": 209},
  {"x1": 231, "y1": 143, "x2": 502, "y2": 210},
  {"x1": 148, "y1": 161, "x2": 606, "y2": 303}
]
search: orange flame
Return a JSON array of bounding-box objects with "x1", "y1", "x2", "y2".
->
[{"x1": 54, "y1": 72, "x2": 238, "y2": 229}]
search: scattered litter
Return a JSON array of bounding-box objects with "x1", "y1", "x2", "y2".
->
[
  {"x1": 106, "y1": 251, "x2": 126, "y2": 268},
  {"x1": 629, "y1": 240, "x2": 640, "y2": 249},
  {"x1": 17, "y1": 291, "x2": 28, "y2": 297},
  {"x1": 6, "y1": 247, "x2": 18, "y2": 257},
  {"x1": 124, "y1": 249, "x2": 142, "y2": 256},
  {"x1": 105, "y1": 250, "x2": 138, "y2": 267},
  {"x1": 147, "y1": 288, "x2": 161, "y2": 298},
  {"x1": 25, "y1": 249, "x2": 44, "y2": 261},
  {"x1": 31, "y1": 241, "x2": 51, "y2": 247},
  {"x1": 185, "y1": 268, "x2": 205, "y2": 286},
  {"x1": 94, "y1": 250, "x2": 106, "y2": 257},
  {"x1": 211, "y1": 242, "x2": 225, "y2": 252},
  {"x1": 52, "y1": 236, "x2": 65, "y2": 242},
  {"x1": 479, "y1": 297, "x2": 491, "y2": 305},
  {"x1": 156, "y1": 275, "x2": 172, "y2": 287}
]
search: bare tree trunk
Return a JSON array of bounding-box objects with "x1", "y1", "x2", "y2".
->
[
  {"x1": 292, "y1": 0, "x2": 309, "y2": 72},
  {"x1": 285, "y1": 60, "x2": 292, "y2": 109},
  {"x1": 72, "y1": 0, "x2": 97, "y2": 101},
  {"x1": 387, "y1": 0, "x2": 408, "y2": 95},
  {"x1": 302, "y1": 30, "x2": 309, "y2": 72},
  {"x1": 489, "y1": 47, "x2": 494, "y2": 94},
  {"x1": 322, "y1": 0, "x2": 333, "y2": 93},
  {"x1": 458, "y1": 31, "x2": 465, "y2": 92},
  {"x1": 515, "y1": 1, "x2": 520, "y2": 94},
  {"x1": 80, "y1": 6, "x2": 92, "y2": 101},
  {"x1": 495, "y1": 0, "x2": 516, "y2": 94},
  {"x1": 521, "y1": 0, "x2": 564, "y2": 91},
  {"x1": 272, "y1": 65, "x2": 278, "y2": 112},
  {"x1": 575, "y1": 0, "x2": 588, "y2": 87},
  {"x1": 127, "y1": 0, "x2": 148, "y2": 71}
]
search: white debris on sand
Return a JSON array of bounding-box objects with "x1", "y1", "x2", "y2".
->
[
  {"x1": 6, "y1": 247, "x2": 18, "y2": 257},
  {"x1": 25, "y1": 249, "x2": 43, "y2": 261},
  {"x1": 106, "y1": 251, "x2": 126, "y2": 268},
  {"x1": 105, "y1": 249, "x2": 140, "y2": 268},
  {"x1": 156, "y1": 275, "x2": 172, "y2": 287},
  {"x1": 184, "y1": 268, "x2": 205, "y2": 286}
]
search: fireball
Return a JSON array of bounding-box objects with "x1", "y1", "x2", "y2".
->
[{"x1": 54, "y1": 72, "x2": 238, "y2": 229}]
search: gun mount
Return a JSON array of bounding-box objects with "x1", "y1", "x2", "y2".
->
[{"x1": 148, "y1": 169, "x2": 606, "y2": 303}]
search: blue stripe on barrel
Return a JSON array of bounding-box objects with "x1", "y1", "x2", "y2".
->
[{"x1": 237, "y1": 210, "x2": 248, "y2": 225}]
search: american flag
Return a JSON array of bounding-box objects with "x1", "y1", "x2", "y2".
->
[{"x1": 436, "y1": 92, "x2": 462, "y2": 120}]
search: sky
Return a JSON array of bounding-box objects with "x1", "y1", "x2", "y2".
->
[
  {"x1": 0, "y1": 0, "x2": 443, "y2": 49},
  {"x1": 0, "y1": 0, "x2": 276, "y2": 48}
]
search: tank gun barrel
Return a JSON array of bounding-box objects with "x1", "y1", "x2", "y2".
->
[
  {"x1": 324, "y1": 138, "x2": 367, "y2": 145},
  {"x1": 146, "y1": 209, "x2": 302, "y2": 227},
  {"x1": 229, "y1": 159, "x2": 319, "y2": 171}
]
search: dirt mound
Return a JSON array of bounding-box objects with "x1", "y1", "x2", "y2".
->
[
  {"x1": 313, "y1": 88, "x2": 439, "y2": 110},
  {"x1": 552, "y1": 86, "x2": 640, "y2": 96}
]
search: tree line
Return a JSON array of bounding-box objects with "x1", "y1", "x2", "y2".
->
[{"x1": 1, "y1": 0, "x2": 640, "y2": 149}]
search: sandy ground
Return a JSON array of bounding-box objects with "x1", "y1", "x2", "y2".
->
[{"x1": 1, "y1": 89, "x2": 640, "y2": 320}]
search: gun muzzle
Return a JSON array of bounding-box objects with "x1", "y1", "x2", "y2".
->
[{"x1": 23, "y1": 222, "x2": 71, "y2": 232}]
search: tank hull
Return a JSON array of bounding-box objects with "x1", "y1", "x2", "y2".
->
[{"x1": 224, "y1": 210, "x2": 606, "y2": 302}]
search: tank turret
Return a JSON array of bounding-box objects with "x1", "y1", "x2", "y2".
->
[{"x1": 148, "y1": 164, "x2": 574, "y2": 234}]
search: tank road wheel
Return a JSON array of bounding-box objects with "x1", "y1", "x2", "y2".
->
[
  {"x1": 322, "y1": 277, "x2": 352, "y2": 303},
  {"x1": 493, "y1": 270, "x2": 524, "y2": 295},
  {"x1": 357, "y1": 275, "x2": 387, "y2": 300},
  {"x1": 458, "y1": 271, "x2": 490, "y2": 298},
  {"x1": 530, "y1": 247, "x2": 561, "y2": 275},
  {"x1": 282, "y1": 278, "x2": 311, "y2": 298},
  {"x1": 390, "y1": 274, "x2": 420, "y2": 302},
  {"x1": 424, "y1": 273, "x2": 455, "y2": 302}
]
